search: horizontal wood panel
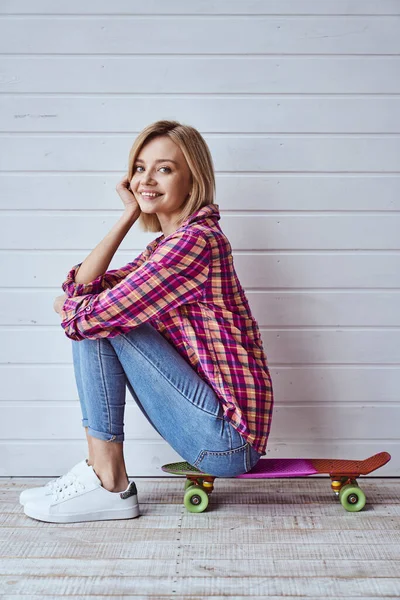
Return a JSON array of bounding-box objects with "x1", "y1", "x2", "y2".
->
[
  {"x1": 1, "y1": 365, "x2": 399, "y2": 403},
  {"x1": 1, "y1": 290, "x2": 399, "y2": 327},
  {"x1": 1, "y1": 557, "x2": 400, "y2": 579},
  {"x1": 0, "y1": 440, "x2": 396, "y2": 476},
  {"x1": 0, "y1": 575, "x2": 397, "y2": 597},
  {"x1": 0, "y1": 404, "x2": 398, "y2": 441},
  {"x1": 2, "y1": 251, "x2": 400, "y2": 288},
  {"x1": 3, "y1": 97, "x2": 399, "y2": 134},
  {"x1": 0, "y1": 329, "x2": 398, "y2": 364},
  {"x1": 1, "y1": 57, "x2": 399, "y2": 93},
  {"x1": 1, "y1": 214, "x2": 400, "y2": 250},
  {"x1": 1, "y1": 0, "x2": 398, "y2": 16},
  {"x1": 0, "y1": 570, "x2": 398, "y2": 597},
  {"x1": 0, "y1": 524, "x2": 399, "y2": 559},
  {"x1": 2, "y1": 524, "x2": 400, "y2": 545},
  {"x1": 2, "y1": 17, "x2": 400, "y2": 54},
  {"x1": 1, "y1": 174, "x2": 399, "y2": 210},
  {"x1": 2, "y1": 135, "x2": 400, "y2": 172}
]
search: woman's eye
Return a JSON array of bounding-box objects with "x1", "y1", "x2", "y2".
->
[{"x1": 134, "y1": 166, "x2": 171, "y2": 173}]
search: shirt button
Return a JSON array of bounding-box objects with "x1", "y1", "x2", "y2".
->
[{"x1": 85, "y1": 306, "x2": 91, "y2": 312}]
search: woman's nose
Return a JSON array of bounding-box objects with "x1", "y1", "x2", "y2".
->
[{"x1": 142, "y1": 172, "x2": 156, "y2": 184}]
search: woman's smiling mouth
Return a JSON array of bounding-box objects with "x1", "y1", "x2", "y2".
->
[{"x1": 140, "y1": 191, "x2": 163, "y2": 199}]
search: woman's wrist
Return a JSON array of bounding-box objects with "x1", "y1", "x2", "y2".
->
[
  {"x1": 54, "y1": 293, "x2": 68, "y2": 316},
  {"x1": 122, "y1": 207, "x2": 141, "y2": 223}
]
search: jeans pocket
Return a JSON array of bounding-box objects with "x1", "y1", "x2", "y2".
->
[
  {"x1": 193, "y1": 421, "x2": 262, "y2": 477},
  {"x1": 193, "y1": 441, "x2": 249, "y2": 477},
  {"x1": 229, "y1": 424, "x2": 262, "y2": 469}
]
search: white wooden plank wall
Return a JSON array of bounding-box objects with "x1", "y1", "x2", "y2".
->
[{"x1": 0, "y1": 1, "x2": 399, "y2": 476}]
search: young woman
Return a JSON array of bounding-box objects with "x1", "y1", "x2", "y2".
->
[{"x1": 20, "y1": 120, "x2": 274, "y2": 523}]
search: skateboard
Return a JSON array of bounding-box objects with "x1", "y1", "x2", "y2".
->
[{"x1": 161, "y1": 451, "x2": 391, "y2": 513}]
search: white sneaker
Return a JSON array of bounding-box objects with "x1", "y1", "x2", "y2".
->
[
  {"x1": 23, "y1": 460, "x2": 140, "y2": 523},
  {"x1": 19, "y1": 459, "x2": 89, "y2": 506}
]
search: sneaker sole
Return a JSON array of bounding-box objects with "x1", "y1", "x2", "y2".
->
[{"x1": 24, "y1": 502, "x2": 140, "y2": 523}]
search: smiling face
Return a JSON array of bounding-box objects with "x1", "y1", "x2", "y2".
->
[{"x1": 130, "y1": 135, "x2": 193, "y2": 237}]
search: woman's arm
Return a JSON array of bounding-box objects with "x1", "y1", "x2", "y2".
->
[
  {"x1": 55, "y1": 175, "x2": 143, "y2": 310},
  {"x1": 54, "y1": 207, "x2": 140, "y2": 317},
  {"x1": 75, "y1": 173, "x2": 141, "y2": 283},
  {"x1": 74, "y1": 207, "x2": 140, "y2": 285}
]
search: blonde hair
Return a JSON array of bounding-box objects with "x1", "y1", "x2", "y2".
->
[{"x1": 127, "y1": 120, "x2": 216, "y2": 233}]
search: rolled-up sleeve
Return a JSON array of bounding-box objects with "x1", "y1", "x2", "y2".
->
[
  {"x1": 61, "y1": 238, "x2": 161, "y2": 298},
  {"x1": 60, "y1": 231, "x2": 210, "y2": 341}
]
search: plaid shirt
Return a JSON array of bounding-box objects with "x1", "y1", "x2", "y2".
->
[{"x1": 60, "y1": 204, "x2": 273, "y2": 454}]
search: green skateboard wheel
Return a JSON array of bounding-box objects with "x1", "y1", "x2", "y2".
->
[
  {"x1": 339, "y1": 484, "x2": 366, "y2": 512},
  {"x1": 183, "y1": 486, "x2": 209, "y2": 513}
]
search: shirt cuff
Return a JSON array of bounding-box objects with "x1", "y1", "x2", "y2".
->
[
  {"x1": 62, "y1": 263, "x2": 106, "y2": 297},
  {"x1": 60, "y1": 294, "x2": 94, "y2": 340}
]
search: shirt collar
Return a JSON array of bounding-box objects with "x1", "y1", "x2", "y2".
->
[
  {"x1": 156, "y1": 204, "x2": 220, "y2": 243},
  {"x1": 180, "y1": 203, "x2": 220, "y2": 228}
]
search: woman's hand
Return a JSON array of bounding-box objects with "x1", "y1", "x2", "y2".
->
[
  {"x1": 116, "y1": 173, "x2": 141, "y2": 214},
  {"x1": 54, "y1": 293, "x2": 68, "y2": 316}
]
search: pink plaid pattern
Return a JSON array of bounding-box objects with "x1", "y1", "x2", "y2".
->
[{"x1": 60, "y1": 204, "x2": 274, "y2": 454}]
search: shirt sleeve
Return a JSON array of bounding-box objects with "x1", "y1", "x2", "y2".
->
[
  {"x1": 61, "y1": 237, "x2": 162, "y2": 298},
  {"x1": 60, "y1": 231, "x2": 210, "y2": 341}
]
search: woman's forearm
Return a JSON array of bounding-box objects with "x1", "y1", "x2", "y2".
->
[{"x1": 74, "y1": 208, "x2": 141, "y2": 284}]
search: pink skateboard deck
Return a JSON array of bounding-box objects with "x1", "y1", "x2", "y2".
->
[{"x1": 236, "y1": 452, "x2": 391, "y2": 478}]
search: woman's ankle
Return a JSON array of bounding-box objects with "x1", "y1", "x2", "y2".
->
[
  {"x1": 86, "y1": 434, "x2": 128, "y2": 491},
  {"x1": 93, "y1": 467, "x2": 129, "y2": 492}
]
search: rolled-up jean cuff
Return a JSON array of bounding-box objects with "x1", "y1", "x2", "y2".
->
[{"x1": 86, "y1": 424, "x2": 124, "y2": 443}]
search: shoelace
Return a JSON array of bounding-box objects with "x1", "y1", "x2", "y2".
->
[
  {"x1": 45, "y1": 471, "x2": 77, "y2": 492},
  {"x1": 52, "y1": 474, "x2": 86, "y2": 502}
]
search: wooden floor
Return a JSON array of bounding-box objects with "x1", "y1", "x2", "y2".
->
[{"x1": 0, "y1": 476, "x2": 399, "y2": 598}]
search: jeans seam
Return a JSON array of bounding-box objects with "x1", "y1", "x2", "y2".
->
[
  {"x1": 97, "y1": 339, "x2": 112, "y2": 436},
  {"x1": 245, "y1": 442, "x2": 250, "y2": 471},
  {"x1": 227, "y1": 420, "x2": 232, "y2": 449},
  {"x1": 119, "y1": 333, "x2": 223, "y2": 420}
]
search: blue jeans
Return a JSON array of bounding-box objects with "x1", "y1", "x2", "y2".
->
[{"x1": 71, "y1": 322, "x2": 262, "y2": 477}]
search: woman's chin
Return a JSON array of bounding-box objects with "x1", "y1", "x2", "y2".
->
[{"x1": 138, "y1": 203, "x2": 156, "y2": 213}]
